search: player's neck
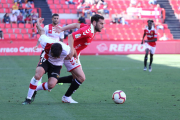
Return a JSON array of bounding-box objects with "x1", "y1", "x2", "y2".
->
[
  {"x1": 52, "y1": 23, "x2": 58, "y2": 26},
  {"x1": 148, "y1": 27, "x2": 152, "y2": 30}
]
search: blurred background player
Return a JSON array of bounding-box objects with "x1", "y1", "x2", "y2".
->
[
  {"x1": 53, "y1": 14, "x2": 104, "y2": 103},
  {"x1": 141, "y1": 20, "x2": 157, "y2": 72},
  {"x1": 22, "y1": 18, "x2": 70, "y2": 105},
  {"x1": 33, "y1": 14, "x2": 64, "y2": 85}
]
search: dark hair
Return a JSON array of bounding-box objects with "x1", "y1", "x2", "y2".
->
[
  {"x1": 147, "y1": 20, "x2": 154, "y2": 23},
  {"x1": 91, "y1": 14, "x2": 104, "y2": 23},
  {"x1": 52, "y1": 14, "x2": 59, "y2": 18},
  {"x1": 51, "y1": 43, "x2": 62, "y2": 58}
]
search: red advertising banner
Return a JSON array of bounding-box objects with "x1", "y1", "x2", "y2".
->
[{"x1": 0, "y1": 40, "x2": 180, "y2": 56}]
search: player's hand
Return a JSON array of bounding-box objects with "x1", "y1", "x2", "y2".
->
[
  {"x1": 33, "y1": 46, "x2": 38, "y2": 51},
  {"x1": 54, "y1": 26, "x2": 63, "y2": 33},
  {"x1": 65, "y1": 51, "x2": 74, "y2": 60},
  {"x1": 37, "y1": 17, "x2": 44, "y2": 25}
]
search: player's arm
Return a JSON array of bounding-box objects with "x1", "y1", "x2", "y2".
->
[
  {"x1": 33, "y1": 18, "x2": 45, "y2": 51},
  {"x1": 65, "y1": 34, "x2": 75, "y2": 59},
  {"x1": 145, "y1": 38, "x2": 157, "y2": 42},
  {"x1": 141, "y1": 32, "x2": 146, "y2": 44},
  {"x1": 55, "y1": 23, "x2": 81, "y2": 33}
]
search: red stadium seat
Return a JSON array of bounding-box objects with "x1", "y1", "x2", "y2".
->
[
  {"x1": 73, "y1": 19, "x2": 78, "y2": 23},
  {"x1": 54, "y1": 0, "x2": 59, "y2": 4},
  {"x1": 56, "y1": 5, "x2": 62, "y2": 9},
  {"x1": 69, "y1": 5, "x2": 75, "y2": 9},
  {"x1": 3, "y1": 4, "x2": 9, "y2": 8},
  {"x1": 7, "y1": 0, "x2": 13, "y2": 4},
  {"x1": 0, "y1": 9, "x2": 4, "y2": 13},
  {"x1": 60, "y1": 19, "x2": 66, "y2": 24},
  {"x1": 0, "y1": 23, "x2": 5, "y2": 28},
  {"x1": 14, "y1": 29, "x2": 20, "y2": 34},
  {"x1": 49, "y1": 4, "x2": 55, "y2": 9},
  {"x1": 19, "y1": 24, "x2": 24, "y2": 28},
  {"x1": 8, "y1": 29, "x2": 13, "y2": 33},
  {"x1": 21, "y1": 29, "x2": 27, "y2": 34},
  {"x1": 1, "y1": 0, "x2": 7, "y2": 4},
  {"x1": 4, "y1": 34, "x2": 9, "y2": 39},
  {"x1": 12, "y1": 24, "x2": 18, "y2": 28},
  {"x1": 66, "y1": 19, "x2": 72, "y2": 24},
  {"x1": 23, "y1": 34, "x2": 29, "y2": 39},
  {"x1": 17, "y1": 34, "x2": 23, "y2": 39},
  {"x1": 25, "y1": 24, "x2": 32, "y2": 28},
  {"x1": 5, "y1": 24, "x2": 11, "y2": 28},
  {"x1": 59, "y1": 9, "x2": 64, "y2": 13},
  {"x1": 10, "y1": 34, "x2": 16, "y2": 39},
  {"x1": 62, "y1": 5, "x2": 68, "y2": 9},
  {"x1": 47, "y1": 0, "x2": 53, "y2": 4},
  {"x1": 64, "y1": 9, "x2": 70, "y2": 13}
]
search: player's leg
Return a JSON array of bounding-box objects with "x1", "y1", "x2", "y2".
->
[
  {"x1": 144, "y1": 48, "x2": 149, "y2": 71},
  {"x1": 62, "y1": 66, "x2": 85, "y2": 103},
  {"x1": 57, "y1": 75, "x2": 73, "y2": 83},
  {"x1": 149, "y1": 47, "x2": 156, "y2": 72},
  {"x1": 36, "y1": 63, "x2": 61, "y2": 91},
  {"x1": 22, "y1": 66, "x2": 45, "y2": 105}
]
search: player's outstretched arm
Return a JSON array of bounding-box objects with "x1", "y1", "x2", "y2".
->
[
  {"x1": 55, "y1": 23, "x2": 81, "y2": 33},
  {"x1": 141, "y1": 32, "x2": 146, "y2": 44},
  {"x1": 36, "y1": 18, "x2": 45, "y2": 35}
]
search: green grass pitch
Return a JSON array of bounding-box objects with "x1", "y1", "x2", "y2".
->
[{"x1": 0, "y1": 55, "x2": 180, "y2": 120}]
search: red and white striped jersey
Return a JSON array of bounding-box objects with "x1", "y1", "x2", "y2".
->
[
  {"x1": 144, "y1": 26, "x2": 157, "y2": 47},
  {"x1": 38, "y1": 35, "x2": 70, "y2": 66},
  {"x1": 44, "y1": 24, "x2": 64, "y2": 41}
]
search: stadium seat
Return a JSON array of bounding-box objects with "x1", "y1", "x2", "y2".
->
[
  {"x1": 59, "y1": 9, "x2": 64, "y2": 13},
  {"x1": 60, "y1": 19, "x2": 66, "y2": 24},
  {"x1": 12, "y1": 24, "x2": 18, "y2": 28},
  {"x1": 4, "y1": 34, "x2": 9, "y2": 39},
  {"x1": 62, "y1": 5, "x2": 68, "y2": 9},
  {"x1": 10, "y1": 34, "x2": 16, "y2": 39},
  {"x1": 69, "y1": 5, "x2": 75, "y2": 9},
  {"x1": 14, "y1": 29, "x2": 20, "y2": 34},
  {"x1": 0, "y1": 9, "x2": 4, "y2": 13},
  {"x1": 47, "y1": 0, "x2": 53, "y2": 4},
  {"x1": 54, "y1": 0, "x2": 59, "y2": 4},
  {"x1": 21, "y1": 29, "x2": 27, "y2": 34},
  {"x1": 64, "y1": 9, "x2": 70, "y2": 13},
  {"x1": 73, "y1": 19, "x2": 78, "y2": 23},
  {"x1": 1, "y1": 0, "x2": 7, "y2": 4},
  {"x1": 27, "y1": 29, "x2": 32, "y2": 34},
  {"x1": 66, "y1": 19, "x2": 72, "y2": 24},
  {"x1": 23, "y1": 34, "x2": 29, "y2": 39},
  {"x1": 8, "y1": 29, "x2": 13, "y2": 33},
  {"x1": 5, "y1": 24, "x2": 11, "y2": 28},
  {"x1": 19, "y1": 24, "x2": 24, "y2": 28},
  {"x1": 0, "y1": 23, "x2": 5, "y2": 28},
  {"x1": 56, "y1": 5, "x2": 62, "y2": 9},
  {"x1": 25, "y1": 24, "x2": 32, "y2": 28},
  {"x1": 17, "y1": 34, "x2": 23, "y2": 39},
  {"x1": 3, "y1": 4, "x2": 9, "y2": 8}
]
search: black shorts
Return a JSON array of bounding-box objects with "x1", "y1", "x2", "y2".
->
[{"x1": 37, "y1": 57, "x2": 62, "y2": 79}]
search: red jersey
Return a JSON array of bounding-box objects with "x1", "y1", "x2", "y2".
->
[
  {"x1": 72, "y1": 24, "x2": 95, "y2": 55},
  {"x1": 144, "y1": 26, "x2": 157, "y2": 47}
]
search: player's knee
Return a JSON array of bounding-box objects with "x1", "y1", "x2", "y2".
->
[
  {"x1": 77, "y1": 75, "x2": 85, "y2": 83},
  {"x1": 48, "y1": 83, "x2": 55, "y2": 89},
  {"x1": 34, "y1": 73, "x2": 42, "y2": 80}
]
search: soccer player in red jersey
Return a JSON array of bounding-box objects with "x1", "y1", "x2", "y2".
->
[
  {"x1": 141, "y1": 20, "x2": 157, "y2": 72},
  {"x1": 55, "y1": 14, "x2": 105, "y2": 103}
]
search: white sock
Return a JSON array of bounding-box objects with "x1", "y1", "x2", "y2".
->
[
  {"x1": 27, "y1": 77, "x2": 39, "y2": 99},
  {"x1": 36, "y1": 82, "x2": 50, "y2": 91}
]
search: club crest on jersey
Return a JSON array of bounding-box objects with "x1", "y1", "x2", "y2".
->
[
  {"x1": 75, "y1": 34, "x2": 81, "y2": 38},
  {"x1": 151, "y1": 31, "x2": 153, "y2": 34}
]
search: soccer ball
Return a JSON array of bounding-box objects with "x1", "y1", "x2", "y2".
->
[{"x1": 112, "y1": 90, "x2": 126, "y2": 104}]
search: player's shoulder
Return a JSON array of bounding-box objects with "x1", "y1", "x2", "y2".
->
[{"x1": 144, "y1": 26, "x2": 148, "y2": 30}]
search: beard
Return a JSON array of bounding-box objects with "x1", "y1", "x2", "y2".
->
[
  {"x1": 95, "y1": 24, "x2": 101, "y2": 32},
  {"x1": 53, "y1": 21, "x2": 58, "y2": 25}
]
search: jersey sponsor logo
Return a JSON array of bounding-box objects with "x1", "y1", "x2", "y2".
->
[
  {"x1": 151, "y1": 31, "x2": 154, "y2": 35},
  {"x1": 83, "y1": 28, "x2": 91, "y2": 35},
  {"x1": 75, "y1": 44, "x2": 81, "y2": 49},
  {"x1": 75, "y1": 34, "x2": 81, "y2": 38},
  {"x1": 147, "y1": 35, "x2": 154, "y2": 38},
  {"x1": 84, "y1": 42, "x2": 91, "y2": 45}
]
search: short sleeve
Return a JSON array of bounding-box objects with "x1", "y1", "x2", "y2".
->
[
  {"x1": 44, "y1": 25, "x2": 48, "y2": 35},
  {"x1": 80, "y1": 23, "x2": 88, "y2": 28},
  {"x1": 154, "y1": 29, "x2": 157, "y2": 38},
  {"x1": 59, "y1": 31, "x2": 64, "y2": 39}
]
